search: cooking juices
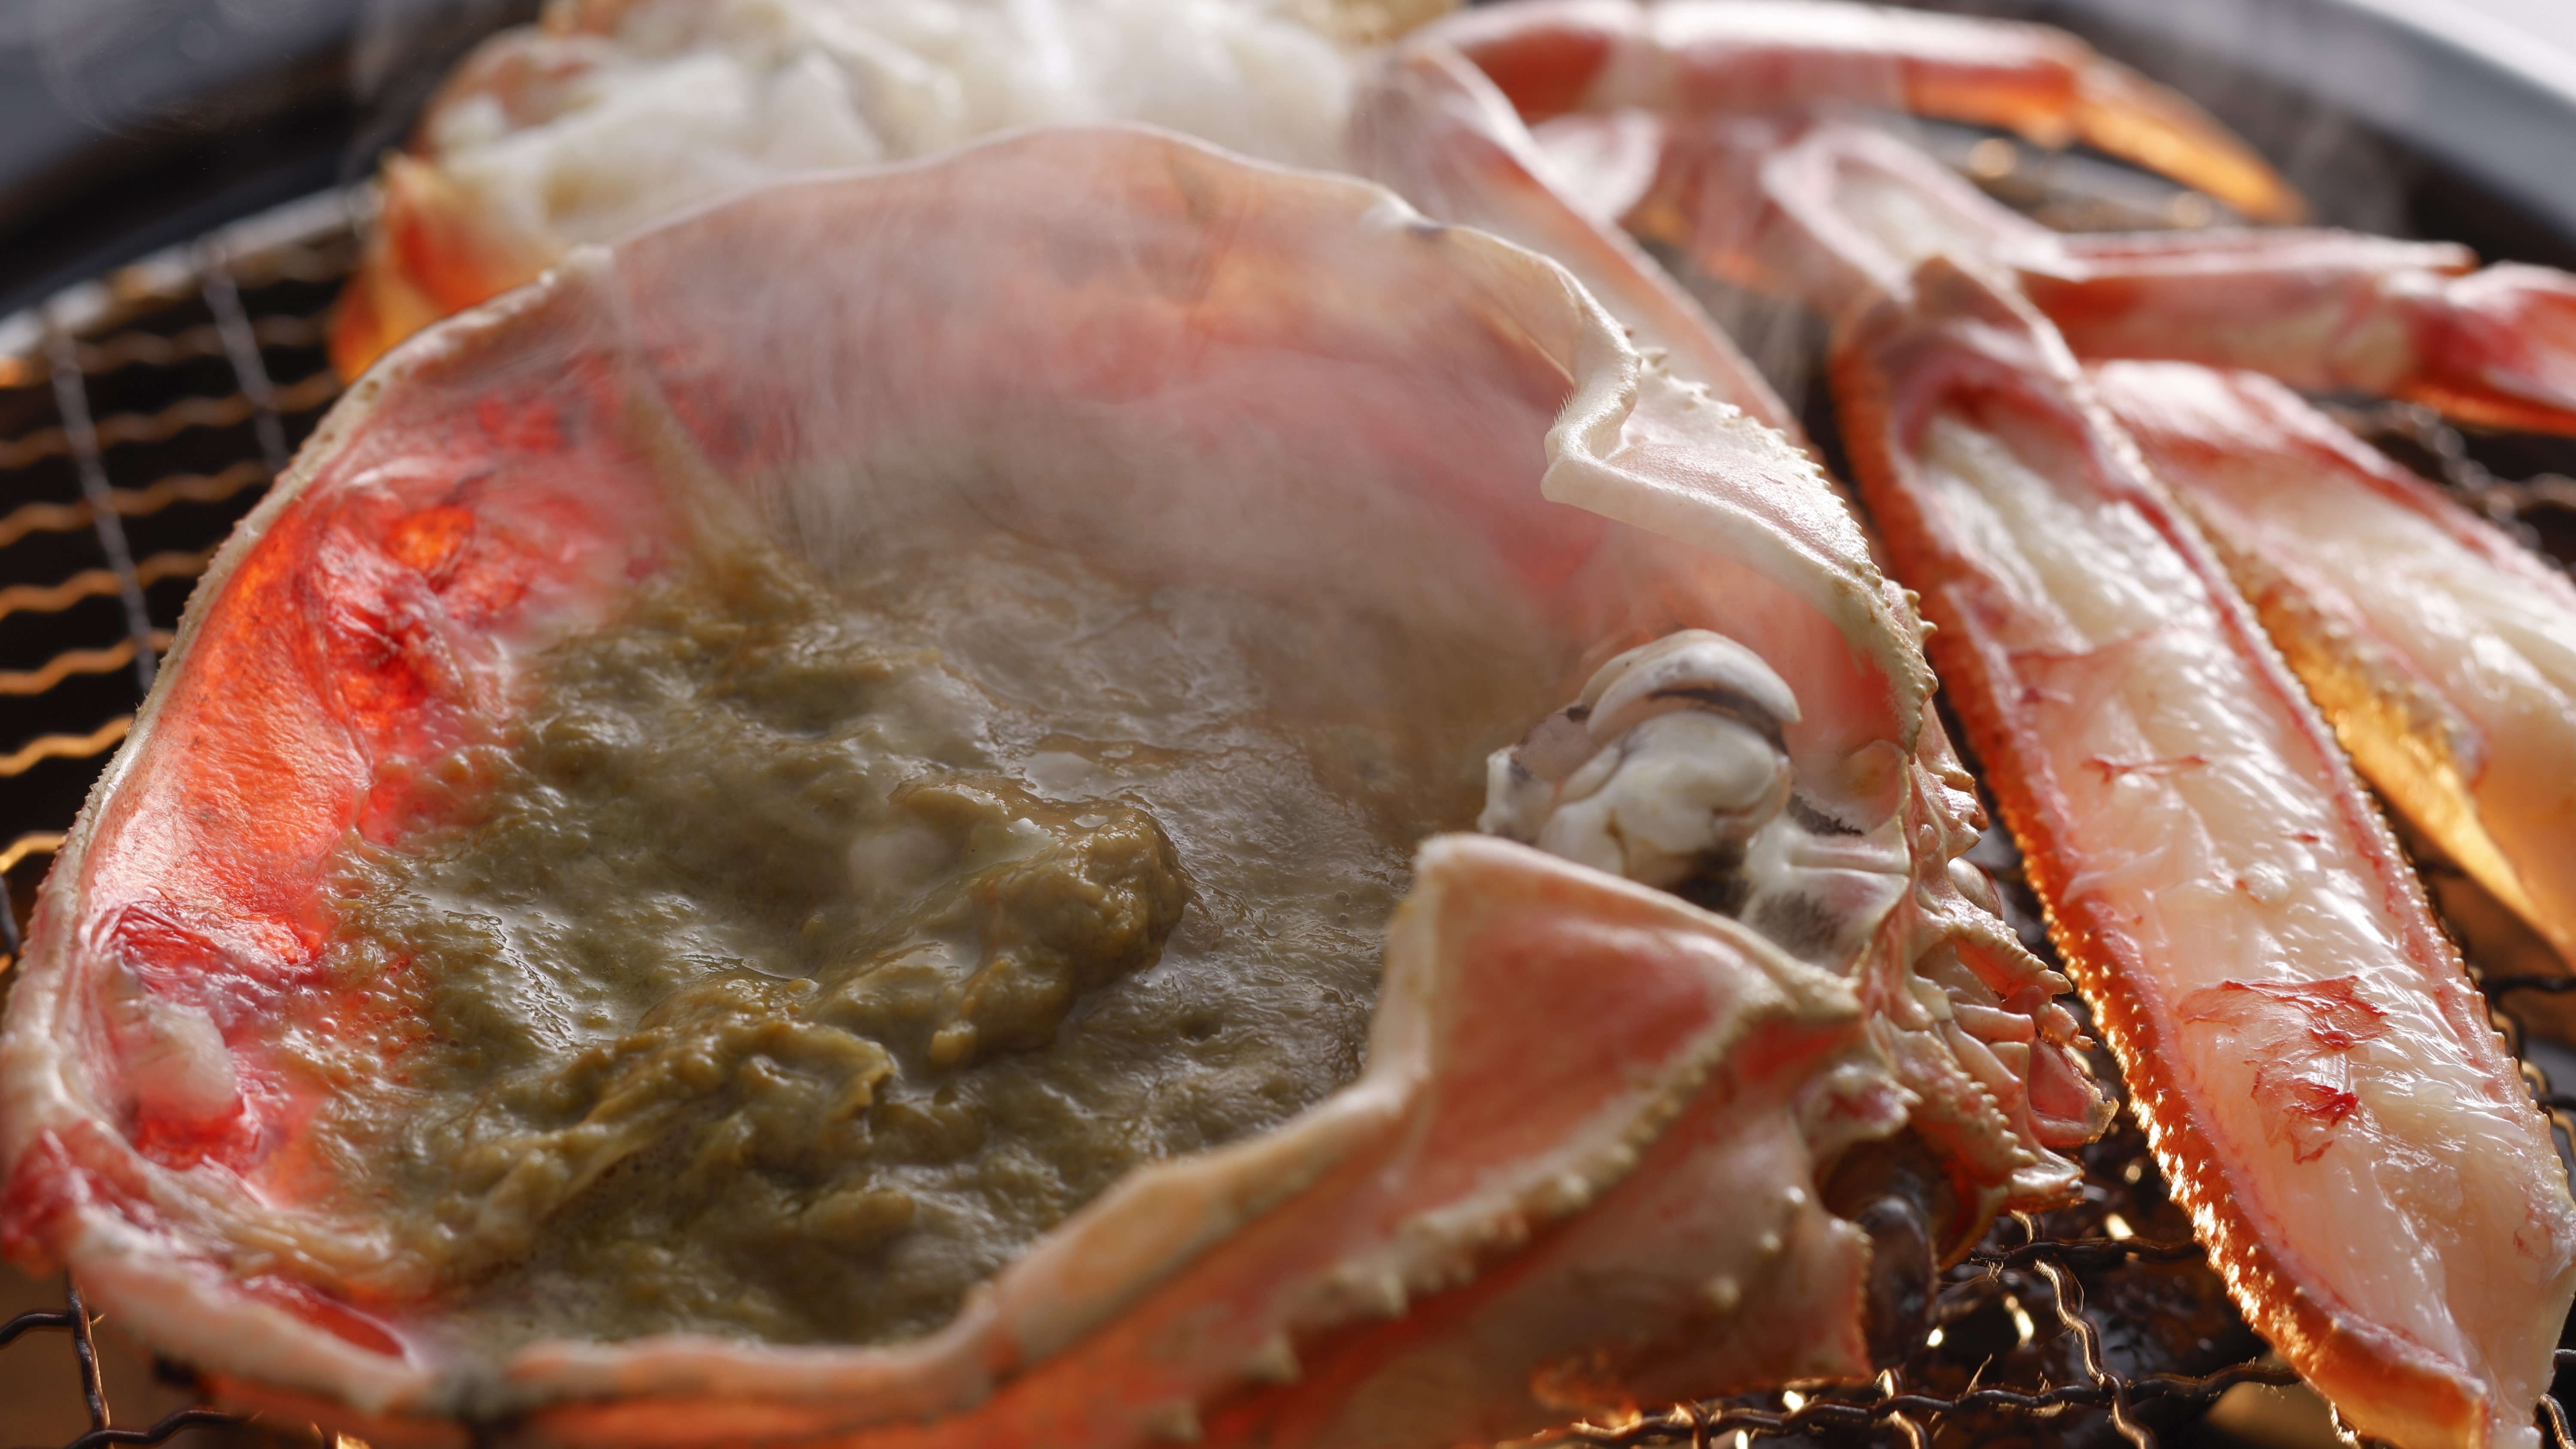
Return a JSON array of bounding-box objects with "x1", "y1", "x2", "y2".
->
[{"x1": 291, "y1": 527, "x2": 1540, "y2": 1354}]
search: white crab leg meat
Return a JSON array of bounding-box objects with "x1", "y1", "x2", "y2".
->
[
  {"x1": 1635, "y1": 109, "x2": 2576, "y2": 961},
  {"x1": 333, "y1": 0, "x2": 1367, "y2": 372},
  {"x1": 1834, "y1": 257, "x2": 2576, "y2": 1449},
  {"x1": 2095, "y1": 361, "x2": 2576, "y2": 972}
]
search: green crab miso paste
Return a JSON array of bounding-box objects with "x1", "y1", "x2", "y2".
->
[{"x1": 295, "y1": 524, "x2": 1547, "y2": 1355}]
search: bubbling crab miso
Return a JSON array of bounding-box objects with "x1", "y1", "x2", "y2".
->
[{"x1": 289, "y1": 524, "x2": 1549, "y2": 1355}]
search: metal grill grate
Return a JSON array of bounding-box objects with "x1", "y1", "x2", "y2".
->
[
  {"x1": 0, "y1": 190, "x2": 2571, "y2": 1449},
  {"x1": 0, "y1": 191, "x2": 357, "y2": 1449}
]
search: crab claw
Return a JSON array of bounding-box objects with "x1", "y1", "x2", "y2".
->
[
  {"x1": 1834, "y1": 255, "x2": 2576, "y2": 1449},
  {"x1": 1423, "y1": 0, "x2": 2305, "y2": 224}
]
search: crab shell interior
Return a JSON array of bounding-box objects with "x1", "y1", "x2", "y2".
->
[{"x1": 0, "y1": 127, "x2": 1922, "y2": 1442}]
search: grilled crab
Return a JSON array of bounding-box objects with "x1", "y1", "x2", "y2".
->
[
  {"x1": 196, "y1": 0, "x2": 2576, "y2": 1437},
  {"x1": 1640, "y1": 110, "x2": 2576, "y2": 971},
  {"x1": 0, "y1": 129, "x2": 2102, "y2": 1446},
  {"x1": 1335, "y1": 24, "x2": 2576, "y2": 1441},
  {"x1": 1589, "y1": 98, "x2": 2576, "y2": 1449}
]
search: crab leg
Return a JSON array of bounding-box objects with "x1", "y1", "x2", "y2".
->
[
  {"x1": 1834, "y1": 257, "x2": 2576, "y2": 1449},
  {"x1": 2095, "y1": 361, "x2": 2576, "y2": 970},
  {"x1": 1370, "y1": 59, "x2": 2576, "y2": 1433},
  {"x1": 1419, "y1": 0, "x2": 2304, "y2": 224},
  {"x1": 2034, "y1": 239, "x2": 2576, "y2": 435},
  {"x1": 1639, "y1": 112, "x2": 2576, "y2": 966},
  {"x1": 1622, "y1": 110, "x2": 2576, "y2": 1435},
  {"x1": 1637, "y1": 115, "x2": 2576, "y2": 433}
]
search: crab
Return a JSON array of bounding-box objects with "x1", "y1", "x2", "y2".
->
[
  {"x1": 106, "y1": 0, "x2": 2576, "y2": 1440},
  {"x1": 1835, "y1": 256, "x2": 2576, "y2": 1449},
  {"x1": 321, "y1": 0, "x2": 2312, "y2": 424},
  {"x1": 1629, "y1": 110, "x2": 2576, "y2": 969},
  {"x1": 1574, "y1": 101, "x2": 2576, "y2": 1449},
  {"x1": 0, "y1": 127, "x2": 2105, "y2": 1447},
  {"x1": 1337, "y1": 36, "x2": 2576, "y2": 1439}
]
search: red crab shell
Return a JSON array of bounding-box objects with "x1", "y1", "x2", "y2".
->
[{"x1": 3, "y1": 127, "x2": 2053, "y2": 1447}]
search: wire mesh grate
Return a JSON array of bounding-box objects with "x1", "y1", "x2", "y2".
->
[
  {"x1": 0, "y1": 187, "x2": 2570, "y2": 1449},
  {"x1": 0, "y1": 191, "x2": 356, "y2": 1449}
]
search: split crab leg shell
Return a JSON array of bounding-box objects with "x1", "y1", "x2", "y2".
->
[
  {"x1": 1419, "y1": 0, "x2": 2305, "y2": 225},
  {"x1": 1639, "y1": 110, "x2": 2576, "y2": 969},
  {"x1": 2, "y1": 128, "x2": 2089, "y2": 1447},
  {"x1": 2096, "y1": 361, "x2": 2576, "y2": 971},
  {"x1": 1833, "y1": 255, "x2": 2576, "y2": 1449},
  {"x1": 1639, "y1": 115, "x2": 2576, "y2": 434}
]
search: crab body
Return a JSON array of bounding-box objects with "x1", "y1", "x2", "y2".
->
[
  {"x1": 2, "y1": 129, "x2": 2098, "y2": 1446},
  {"x1": 92, "y1": 0, "x2": 2576, "y2": 1437}
]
